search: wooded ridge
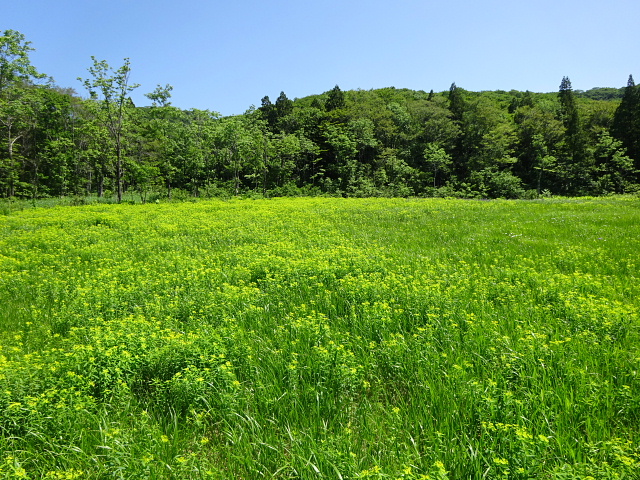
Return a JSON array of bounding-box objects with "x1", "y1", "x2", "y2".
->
[{"x1": 2, "y1": 29, "x2": 639, "y2": 201}]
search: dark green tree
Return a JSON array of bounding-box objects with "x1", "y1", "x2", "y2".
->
[
  {"x1": 513, "y1": 104, "x2": 563, "y2": 192},
  {"x1": 413, "y1": 96, "x2": 460, "y2": 149},
  {"x1": 325, "y1": 85, "x2": 345, "y2": 111},
  {"x1": 259, "y1": 95, "x2": 277, "y2": 130},
  {"x1": 446, "y1": 82, "x2": 471, "y2": 179},
  {"x1": 274, "y1": 91, "x2": 294, "y2": 132},
  {"x1": 593, "y1": 130, "x2": 635, "y2": 193},
  {"x1": 275, "y1": 91, "x2": 293, "y2": 118},
  {"x1": 557, "y1": 76, "x2": 590, "y2": 193},
  {"x1": 129, "y1": 92, "x2": 185, "y2": 200},
  {"x1": 0, "y1": 30, "x2": 48, "y2": 197},
  {"x1": 322, "y1": 122, "x2": 358, "y2": 193},
  {"x1": 27, "y1": 87, "x2": 79, "y2": 198},
  {"x1": 0, "y1": 86, "x2": 38, "y2": 197},
  {"x1": 508, "y1": 90, "x2": 534, "y2": 114},
  {"x1": 448, "y1": 82, "x2": 465, "y2": 122},
  {"x1": 612, "y1": 75, "x2": 640, "y2": 171}
]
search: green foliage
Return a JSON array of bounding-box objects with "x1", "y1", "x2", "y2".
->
[
  {"x1": 423, "y1": 143, "x2": 452, "y2": 187},
  {"x1": 470, "y1": 167, "x2": 525, "y2": 198},
  {"x1": 144, "y1": 83, "x2": 173, "y2": 107},
  {"x1": 325, "y1": 84, "x2": 346, "y2": 112},
  {"x1": 2, "y1": 29, "x2": 640, "y2": 201},
  {"x1": 612, "y1": 75, "x2": 640, "y2": 166},
  {"x1": 557, "y1": 77, "x2": 590, "y2": 193},
  {"x1": 78, "y1": 57, "x2": 140, "y2": 202},
  {"x1": 0, "y1": 29, "x2": 45, "y2": 94},
  {"x1": 593, "y1": 131, "x2": 636, "y2": 194},
  {"x1": 448, "y1": 82, "x2": 466, "y2": 122},
  {"x1": 578, "y1": 86, "x2": 625, "y2": 101},
  {"x1": 1, "y1": 197, "x2": 640, "y2": 478}
]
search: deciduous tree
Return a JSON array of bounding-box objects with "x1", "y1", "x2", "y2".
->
[
  {"x1": 79, "y1": 57, "x2": 139, "y2": 202},
  {"x1": 0, "y1": 29, "x2": 45, "y2": 95},
  {"x1": 423, "y1": 142, "x2": 452, "y2": 187}
]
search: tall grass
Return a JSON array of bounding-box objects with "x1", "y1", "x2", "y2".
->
[{"x1": 0, "y1": 197, "x2": 639, "y2": 479}]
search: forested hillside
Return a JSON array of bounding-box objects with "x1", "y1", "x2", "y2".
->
[{"x1": 2, "y1": 29, "x2": 639, "y2": 200}]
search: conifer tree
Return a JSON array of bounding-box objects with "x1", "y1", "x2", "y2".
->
[
  {"x1": 259, "y1": 95, "x2": 277, "y2": 129},
  {"x1": 325, "y1": 85, "x2": 345, "y2": 111},
  {"x1": 612, "y1": 75, "x2": 640, "y2": 170},
  {"x1": 559, "y1": 77, "x2": 582, "y2": 145},
  {"x1": 446, "y1": 82, "x2": 469, "y2": 179},
  {"x1": 448, "y1": 82, "x2": 465, "y2": 122},
  {"x1": 557, "y1": 76, "x2": 589, "y2": 192},
  {"x1": 275, "y1": 91, "x2": 293, "y2": 118}
]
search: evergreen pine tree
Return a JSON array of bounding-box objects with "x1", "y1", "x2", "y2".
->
[
  {"x1": 260, "y1": 95, "x2": 273, "y2": 111},
  {"x1": 559, "y1": 77, "x2": 582, "y2": 144},
  {"x1": 612, "y1": 75, "x2": 640, "y2": 171},
  {"x1": 325, "y1": 85, "x2": 345, "y2": 111},
  {"x1": 275, "y1": 91, "x2": 293, "y2": 118},
  {"x1": 446, "y1": 83, "x2": 468, "y2": 179},
  {"x1": 259, "y1": 95, "x2": 278, "y2": 130},
  {"x1": 557, "y1": 76, "x2": 589, "y2": 193},
  {"x1": 448, "y1": 82, "x2": 465, "y2": 122}
]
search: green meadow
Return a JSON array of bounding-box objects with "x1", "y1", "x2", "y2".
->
[{"x1": 0, "y1": 197, "x2": 639, "y2": 479}]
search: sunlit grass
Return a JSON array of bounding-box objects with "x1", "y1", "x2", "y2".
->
[{"x1": 1, "y1": 197, "x2": 639, "y2": 479}]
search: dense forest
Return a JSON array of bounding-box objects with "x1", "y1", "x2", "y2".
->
[{"x1": 2, "y1": 29, "x2": 640, "y2": 201}]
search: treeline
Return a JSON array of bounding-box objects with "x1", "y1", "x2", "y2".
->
[{"x1": 2, "y1": 29, "x2": 640, "y2": 201}]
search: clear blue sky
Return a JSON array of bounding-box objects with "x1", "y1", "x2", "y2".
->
[{"x1": 6, "y1": 0, "x2": 639, "y2": 116}]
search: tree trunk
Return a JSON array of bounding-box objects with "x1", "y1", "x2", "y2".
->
[
  {"x1": 86, "y1": 170, "x2": 92, "y2": 196},
  {"x1": 6, "y1": 126, "x2": 21, "y2": 198},
  {"x1": 116, "y1": 131, "x2": 123, "y2": 203}
]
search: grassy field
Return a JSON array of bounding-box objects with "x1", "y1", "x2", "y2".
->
[{"x1": 0, "y1": 197, "x2": 639, "y2": 479}]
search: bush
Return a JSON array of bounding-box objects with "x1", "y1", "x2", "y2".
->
[{"x1": 470, "y1": 168, "x2": 525, "y2": 199}]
